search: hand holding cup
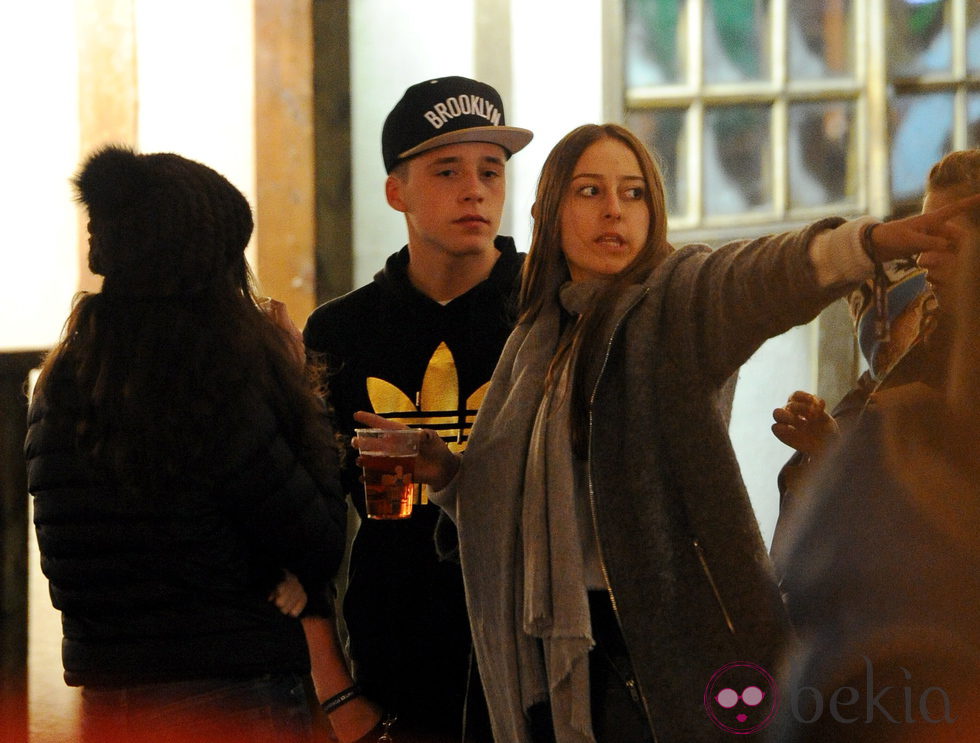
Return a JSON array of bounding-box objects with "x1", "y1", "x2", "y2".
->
[{"x1": 353, "y1": 412, "x2": 461, "y2": 493}]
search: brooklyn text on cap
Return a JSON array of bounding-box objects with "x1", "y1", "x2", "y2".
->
[{"x1": 382, "y1": 76, "x2": 533, "y2": 172}]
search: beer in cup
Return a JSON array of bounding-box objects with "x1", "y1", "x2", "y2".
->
[{"x1": 354, "y1": 428, "x2": 422, "y2": 520}]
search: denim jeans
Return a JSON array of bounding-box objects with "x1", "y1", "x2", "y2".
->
[{"x1": 80, "y1": 673, "x2": 313, "y2": 743}]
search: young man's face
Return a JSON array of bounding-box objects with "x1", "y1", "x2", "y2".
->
[{"x1": 386, "y1": 141, "x2": 507, "y2": 259}]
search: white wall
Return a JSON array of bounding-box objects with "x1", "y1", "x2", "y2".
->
[
  {"x1": 0, "y1": 3, "x2": 81, "y2": 351},
  {"x1": 729, "y1": 325, "x2": 817, "y2": 545},
  {"x1": 0, "y1": 1, "x2": 257, "y2": 353},
  {"x1": 350, "y1": 0, "x2": 477, "y2": 285},
  {"x1": 507, "y1": 0, "x2": 608, "y2": 252},
  {"x1": 135, "y1": 0, "x2": 257, "y2": 258}
]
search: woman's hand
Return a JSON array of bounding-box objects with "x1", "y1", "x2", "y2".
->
[
  {"x1": 257, "y1": 297, "x2": 306, "y2": 366},
  {"x1": 352, "y1": 411, "x2": 461, "y2": 491},
  {"x1": 870, "y1": 192, "x2": 980, "y2": 261},
  {"x1": 771, "y1": 390, "x2": 840, "y2": 457},
  {"x1": 268, "y1": 569, "x2": 307, "y2": 618}
]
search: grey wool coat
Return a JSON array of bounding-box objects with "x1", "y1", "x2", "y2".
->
[{"x1": 434, "y1": 217, "x2": 855, "y2": 743}]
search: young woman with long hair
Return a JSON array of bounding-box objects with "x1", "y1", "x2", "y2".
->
[
  {"x1": 26, "y1": 146, "x2": 348, "y2": 743},
  {"x1": 356, "y1": 124, "x2": 979, "y2": 742}
]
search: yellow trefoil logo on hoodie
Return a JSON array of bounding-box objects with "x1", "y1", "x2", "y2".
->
[{"x1": 366, "y1": 342, "x2": 489, "y2": 502}]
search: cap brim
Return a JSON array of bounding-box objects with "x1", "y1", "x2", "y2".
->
[{"x1": 398, "y1": 126, "x2": 534, "y2": 163}]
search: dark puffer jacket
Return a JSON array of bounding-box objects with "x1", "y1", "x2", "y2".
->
[{"x1": 26, "y1": 387, "x2": 347, "y2": 687}]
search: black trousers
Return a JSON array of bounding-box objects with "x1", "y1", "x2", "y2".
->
[{"x1": 529, "y1": 591, "x2": 654, "y2": 743}]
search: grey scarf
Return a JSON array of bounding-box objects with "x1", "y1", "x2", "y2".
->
[
  {"x1": 435, "y1": 280, "x2": 603, "y2": 742},
  {"x1": 520, "y1": 286, "x2": 596, "y2": 743}
]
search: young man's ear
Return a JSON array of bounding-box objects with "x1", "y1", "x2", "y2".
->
[{"x1": 385, "y1": 173, "x2": 408, "y2": 213}]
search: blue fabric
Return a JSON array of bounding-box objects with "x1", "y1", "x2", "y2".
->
[{"x1": 857, "y1": 272, "x2": 927, "y2": 378}]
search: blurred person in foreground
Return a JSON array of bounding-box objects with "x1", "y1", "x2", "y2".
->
[
  {"x1": 770, "y1": 156, "x2": 980, "y2": 742},
  {"x1": 770, "y1": 150, "x2": 980, "y2": 573}
]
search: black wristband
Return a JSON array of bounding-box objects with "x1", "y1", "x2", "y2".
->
[
  {"x1": 319, "y1": 683, "x2": 362, "y2": 715},
  {"x1": 352, "y1": 713, "x2": 398, "y2": 743},
  {"x1": 860, "y1": 221, "x2": 879, "y2": 263}
]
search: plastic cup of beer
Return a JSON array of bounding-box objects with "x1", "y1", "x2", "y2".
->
[{"x1": 354, "y1": 428, "x2": 422, "y2": 520}]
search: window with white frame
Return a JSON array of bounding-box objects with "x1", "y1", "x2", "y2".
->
[{"x1": 622, "y1": 0, "x2": 980, "y2": 241}]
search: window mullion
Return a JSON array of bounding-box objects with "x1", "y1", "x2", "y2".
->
[
  {"x1": 602, "y1": 0, "x2": 625, "y2": 123},
  {"x1": 953, "y1": 0, "x2": 968, "y2": 80},
  {"x1": 952, "y1": 0, "x2": 969, "y2": 150},
  {"x1": 772, "y1": 0, "x2": 788, "y2": 220},
  {"x1": 688, "y1": 0, "x2": 704, "y2": 225},
  {"x1": 864, "y1": 0, "x2": 891, "y2": 218}
]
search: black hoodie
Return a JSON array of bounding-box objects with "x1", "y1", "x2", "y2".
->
[{"x1": 303, "y1": 235, "x2": 523, "y2": 740}]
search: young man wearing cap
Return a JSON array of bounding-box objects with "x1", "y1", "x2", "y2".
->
[{"x1": 303, "y1": 77, "x2": 532, "y2": 742}]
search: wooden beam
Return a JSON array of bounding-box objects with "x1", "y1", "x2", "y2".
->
[
  {"x1": 254, "y1": 0, "x2": 317, "y2": 324},
  {"x1": 75, "y1": 0, "x2": 138, "y2": 294},
  {"x1": 312, "y1": 0, "x2": 353, "y2": 304}
]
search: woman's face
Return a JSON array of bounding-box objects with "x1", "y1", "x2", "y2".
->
[{"x1": 559, "y1": 137, "x2": 650, "y2": 282}]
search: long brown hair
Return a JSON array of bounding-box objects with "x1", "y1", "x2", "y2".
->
[
  {"x1": 520, "y1": 123, "x2": 673, "y2": 456},
  {"x1": 34, "y1": 259, "x2": 338, "y2": 493},
  {"x1": 928, "y1": 149, "x2": 980, "y2": 197},
  {"x1": 928, "y1": 149, "x2": 980, "y2": 225}
]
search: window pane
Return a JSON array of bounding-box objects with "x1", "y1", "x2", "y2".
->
[
  {"x1": 969, "y1": 0, "x2": 980, "y2": 73},
  {"x1": 789, "y1": 101, "x2": 856, "y2": 208},
  {"x1": 890, "y1": 92, "x2": 954, "y2": 202},
  {"x1": 788, "y1": 0, "x2": 853, "y2": 80},
  {"x1": 704, "y1": 0, "x2": 770, "y2": 83},
  {"x1": 704, "y1": 105, "x2": 771, "y2": 215},
  {"x1": 626, "y1": 0, "x2": 686, "y2": 87},
  {"x1": 968, "y1": 94, "x2": 980, "y2": 147},
  {"x1": 887, "y1": 0, "x2": 951, "y2": 78},
  {"x1": 626, "y1": 108, "x2": 688, "y2": 215}
]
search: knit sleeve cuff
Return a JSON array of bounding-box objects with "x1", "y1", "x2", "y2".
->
[
  {"x1": 809, "y1": 215, "x2": 878, "y2": 288},
  {"x1": 428, "y1": 474, "x2": 460, "y2": 524}
]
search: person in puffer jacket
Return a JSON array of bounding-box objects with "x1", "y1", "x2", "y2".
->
[{"x1": 25, "y1": 145, "x2": 347, "y2": 743}]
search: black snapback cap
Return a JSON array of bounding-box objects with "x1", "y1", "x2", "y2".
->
[{"x1": 381, "y1": 76, "x2": 533, "y2": 173}]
